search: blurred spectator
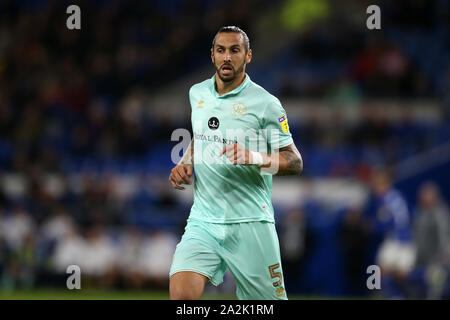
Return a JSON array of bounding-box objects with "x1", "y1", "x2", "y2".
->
[
  {"x1": 368, "y1": 168, "x2": 416, "y2": 298},
  {"x1": 40, "y1": 207, "x2": 75, "y2": 243},
  {"x1": 51, "y1": 227, "x2": 85, "y2": 274},
  {"x1": 373, "y1": 43, "x2": 413, "y2": 97},
  {"x1": 81, "y1": 224, "x2": 118, "y2": 288},
  {"x1": 279, "y1": 208, "x2": 313, "y2": 293},
  {"x1": 137, "y1": 229, "x2": 178, "y2": 289},
  {"x1": 412, "y1": 182, "x2": 450, "y2": 299},
  {"x1": 0, "y1": 206, "x2": 35, "y2": 253},
  {"x1": 116, "y1": 227, "x2": 144, "y2": 289}
]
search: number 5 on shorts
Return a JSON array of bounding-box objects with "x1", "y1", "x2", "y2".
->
[{"x1": 268, "y1": 263, "x2": 282, "y2": 287}]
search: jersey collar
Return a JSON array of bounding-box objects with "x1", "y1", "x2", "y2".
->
[{"x1": 210, "y1": 73, "x2": 251, "y2": 99}]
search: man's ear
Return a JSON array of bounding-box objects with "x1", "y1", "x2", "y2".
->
[
  {"x1": 246, "y1": 49, "x2": 252, "y2": 64},
  {"x1": 211, "y1": 48, "x2": 214, "y2": 64}
]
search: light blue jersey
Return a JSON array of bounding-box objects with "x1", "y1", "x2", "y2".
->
[{"x1": 188, "y1": 74, "x2": 293, "y2": 223}]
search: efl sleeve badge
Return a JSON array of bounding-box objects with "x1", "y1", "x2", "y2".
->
[{"x1": 278, "y1": 114, "x2": 290, "y2": 133}]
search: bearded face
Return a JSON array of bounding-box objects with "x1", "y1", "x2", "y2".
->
[
  {"x1": 211, "y1": 32, "x2": 251, "y2": 83},
  {"x1": 213, "y1": 56, "x2": 246, "y2": 82}
]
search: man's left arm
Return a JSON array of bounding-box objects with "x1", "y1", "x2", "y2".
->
[
  {"x1": 218, "y1": 142, "x2": 303, "y2": 176},
  {"x1": 268, "y1": 143, "x2": 303, "y2": 176}
]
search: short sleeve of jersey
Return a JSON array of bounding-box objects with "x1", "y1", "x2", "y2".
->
[
  {"x1": 188, "y1": 86, "x2": 195, "y2": 109},
  {"x1": 262, "y1": 98, "x2": 293, "y2": 151}
]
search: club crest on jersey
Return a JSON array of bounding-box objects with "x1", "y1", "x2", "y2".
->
[
  {"x1": 197, "y1": 100, "x2": 204, "y2": 109},
  {"x1": 278, "y1": 114, "x2": 289, "y2": 133},
  {"x1": 231, "y1": 102, "x2": 247, "y2": 118}
]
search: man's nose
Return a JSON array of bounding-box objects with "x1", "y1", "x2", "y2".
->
[{"x1": 224, "y1": 51, "x2": 231, "y2": 62}]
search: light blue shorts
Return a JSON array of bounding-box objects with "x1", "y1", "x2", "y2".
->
[{"x1": 169, "y1": 218, "x2": 287, "y2": 300}]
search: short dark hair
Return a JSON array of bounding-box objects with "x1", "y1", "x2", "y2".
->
[{"x1": 212, "y1": 26, "x2": 250, "y2": 52}]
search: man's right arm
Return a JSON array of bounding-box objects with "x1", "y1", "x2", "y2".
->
[{"x1": 169, "y1": 138, "x2": 194, "y2": 190}]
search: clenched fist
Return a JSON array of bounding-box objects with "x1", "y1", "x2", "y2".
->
[
  {"x1": 169, "y1": 164, "x2": 193, "y2": 190},
  {"x1": 219, "y1": 143, "x2": 256, "y2": 165}
]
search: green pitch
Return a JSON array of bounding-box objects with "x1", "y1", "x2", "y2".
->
[
  {"x1": 0, "y1": 288, "x2": 234, "y2": 300},
  {"x1": 0, "y1": 288, "x2": 328, "y2": 300}
]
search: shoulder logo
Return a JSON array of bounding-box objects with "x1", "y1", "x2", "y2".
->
[
  {"x1": 231, "y1": 102, "x2": 247, "y2": 118},
  {"x1": 197, "y1": 100, "x2": 204, "y2": 109},
  {"x1": 278, "y1": 114, "x2": 289, "y2": 133}
]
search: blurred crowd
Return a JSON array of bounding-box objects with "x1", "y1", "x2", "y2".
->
[
  {"x1": 1, "y1": 168, "x2": 449, "y2": 298},
  {"x1": 0, "y1": 0, "x2": 450, "y2": 298},
  {"x1": 342, "y1": 170, "x2": 450, "y2": 299},
  {"x1": 0, "y1": 205, "x2": 179, "y2": 290}
]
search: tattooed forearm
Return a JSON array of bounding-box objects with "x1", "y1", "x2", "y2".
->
[
  {"x1": 259, "y1": 143, "x2": 303, "y2": 175},
  {"x1": 275, "y1": 144, "x2": 303, "y2": 176}
]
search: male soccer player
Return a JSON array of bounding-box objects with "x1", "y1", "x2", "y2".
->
[{"x1": 168, "y1": 26, "x2": 303, "y2": 300}]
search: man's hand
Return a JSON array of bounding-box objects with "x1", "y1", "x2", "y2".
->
[
  {"x1": 219, "y1": 143, "x2": 264, "y2": 165},
  {"x1": 169, "y1": 164, "x2": 193, "y2": 190},
  {"x1": 219, "y1": 142, "x2": 303, "y2": 176}
]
